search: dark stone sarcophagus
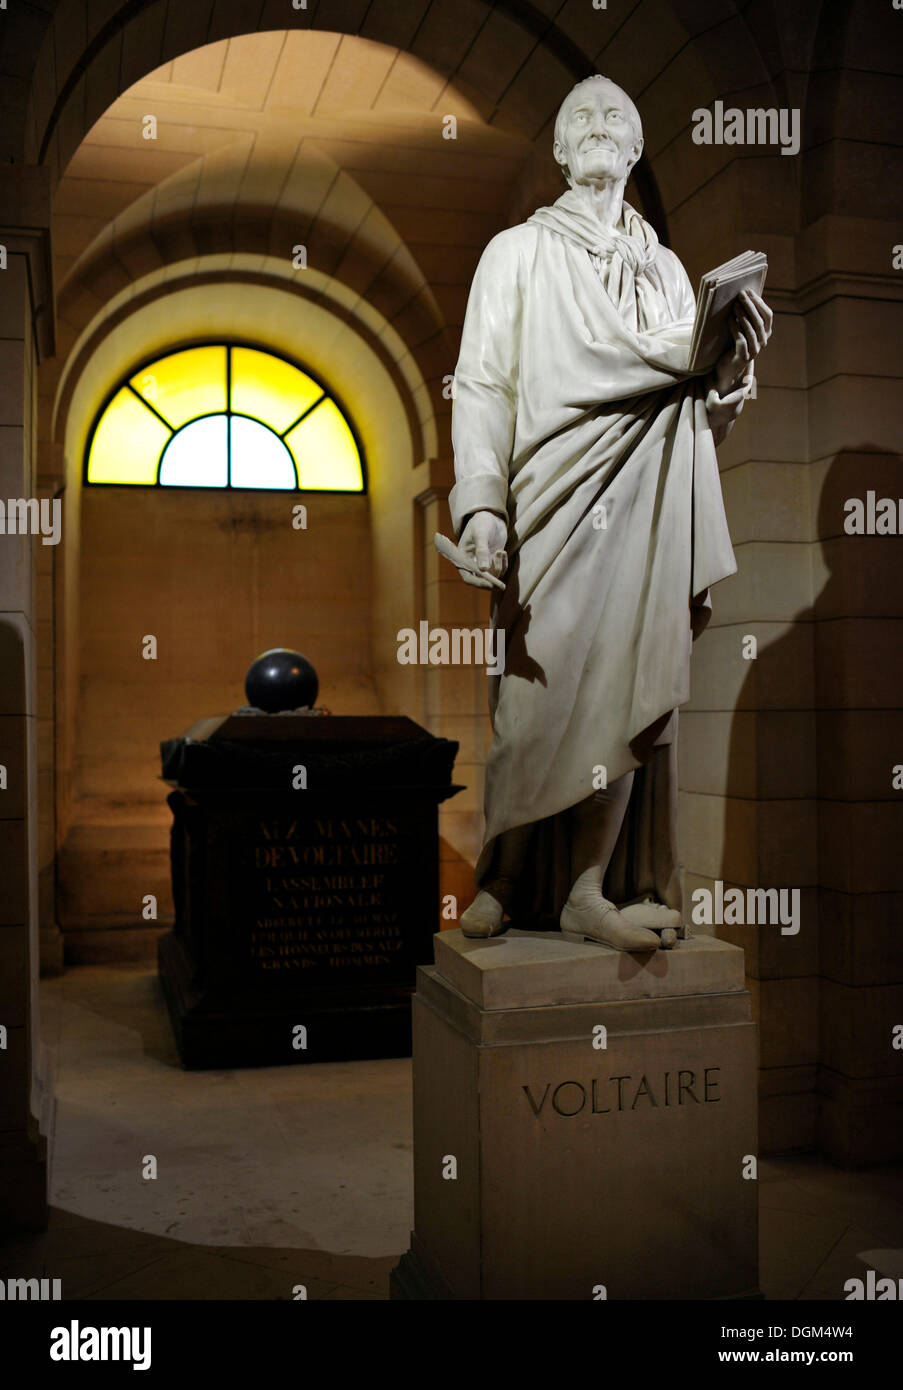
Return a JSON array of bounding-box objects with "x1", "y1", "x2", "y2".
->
[{"x1": 157, "y1": 714, "x2": 460, "y2": 1068}]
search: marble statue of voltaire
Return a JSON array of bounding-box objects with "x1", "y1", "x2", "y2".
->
[{"x1": 446, "y1": 75, "x2": 772, "y2": 952}]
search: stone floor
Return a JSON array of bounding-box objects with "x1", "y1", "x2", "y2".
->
[{"x1": 1, "y1": 963, "x2": 901, "y2": 1300}]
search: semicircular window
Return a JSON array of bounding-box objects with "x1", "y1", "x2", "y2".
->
[{"x1": 85, "y1": 344, "x2": 365, "y2": 492}]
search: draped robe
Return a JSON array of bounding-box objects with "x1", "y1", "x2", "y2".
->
[{"x1": 448, "y1": 194, "x2": 738, "y2": 928}]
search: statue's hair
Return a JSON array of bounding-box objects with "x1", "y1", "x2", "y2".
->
[{"x1": 553, "y1": 76, "x2": 643, "y2": 181}]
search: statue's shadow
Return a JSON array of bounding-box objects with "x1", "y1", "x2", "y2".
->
[{"x1": 494, "y1": 546, "x2": 546, "y2": 685}]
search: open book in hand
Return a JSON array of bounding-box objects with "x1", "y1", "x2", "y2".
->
[{"x1": 687, "y1": 250, "x2": 768, "y2": 373}]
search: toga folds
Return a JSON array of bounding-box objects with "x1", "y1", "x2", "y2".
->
[{"x1": 448, "y1": 193, "x2": 738, "y2": 928}]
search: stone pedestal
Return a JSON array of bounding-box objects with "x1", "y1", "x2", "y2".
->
[{"x1": 392, "y1": 930, "x2": 758, "y2": 1300}]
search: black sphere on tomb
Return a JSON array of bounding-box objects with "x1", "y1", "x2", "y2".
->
[{"x1": 244, "y1": 649, "x2": 319, "y2": 713}]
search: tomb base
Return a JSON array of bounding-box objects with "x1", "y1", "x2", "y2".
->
[
  {"x1": 156, "y1": 714, "x2": 460, "y2": 1069},
  {"x1": 391, "y1": 929, "x2": 759, "y2": 1300}
]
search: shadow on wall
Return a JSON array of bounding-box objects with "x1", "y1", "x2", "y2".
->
[{"x1": 721, "y1": 446, "x2": 903, "y2": 1157}]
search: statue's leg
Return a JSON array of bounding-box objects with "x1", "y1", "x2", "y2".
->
[
  {"x1": 560, "y1": 773, "x2": 660, "y2": 952},
  {"x1": 570, "y1": 772, "x2": 635, "y2": 883},
  {"x1": 615, "y1": 741, "x2": 682, "y2": 946},
  {"x1": 460, "y1": 822, "x2": 532, "y2": 938}
]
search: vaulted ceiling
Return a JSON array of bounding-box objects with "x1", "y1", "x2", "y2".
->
[
  {"x1": 54, "y1": 32, "x2": 533, "y2": 328},
  {"x1": 47, "y1": 32, "x2": 541, "y2": 470}
]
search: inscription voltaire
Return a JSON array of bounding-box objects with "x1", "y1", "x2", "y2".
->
[{"x1": 523, "y1": 1067, "x2": 721, "y2": 1117}]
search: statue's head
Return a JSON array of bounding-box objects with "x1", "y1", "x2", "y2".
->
[{"x1": 553, "y1": 76, "x2": 643, "y2": 189}]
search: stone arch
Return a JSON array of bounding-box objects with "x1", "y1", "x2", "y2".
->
[
  {"x1": 20, "y1": 0, "x2": 672, "y2": 245},
  {"x1": 52, "y1": 255, "x2": 436, "y2": 476},
  {"x1": 19, "y1": 2, "x2": 870, "y2": 264},
  {"x1": 25, "y1": 0, "x2": 875, "y2": 259},
  {"x1": 50, "y1": 151, "x2": 450, "y2": 464},
  {"x1": 52, "y1": 267, "x2": 417, "y2": 943}
]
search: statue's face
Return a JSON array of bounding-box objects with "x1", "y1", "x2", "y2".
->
[{"x1": 554, "y1": 81, "x2": 642, "y2": 187}]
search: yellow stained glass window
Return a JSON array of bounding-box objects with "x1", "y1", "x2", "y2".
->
[
  {"x1": 85, "y1": 343, "x2": 365, "y2": 492},
  {"x1": 86, "y1": 387, "x2": 171, "y2": 485},
  {"x1": 285, "y1": 400, "x2": 364, "y2": 491},
  {"x1": 129, "y1": 346, "x2": 227, "y2": 428},
  {"x1": 231, "y1": 347, "x2": 324, "y2": 436}
]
